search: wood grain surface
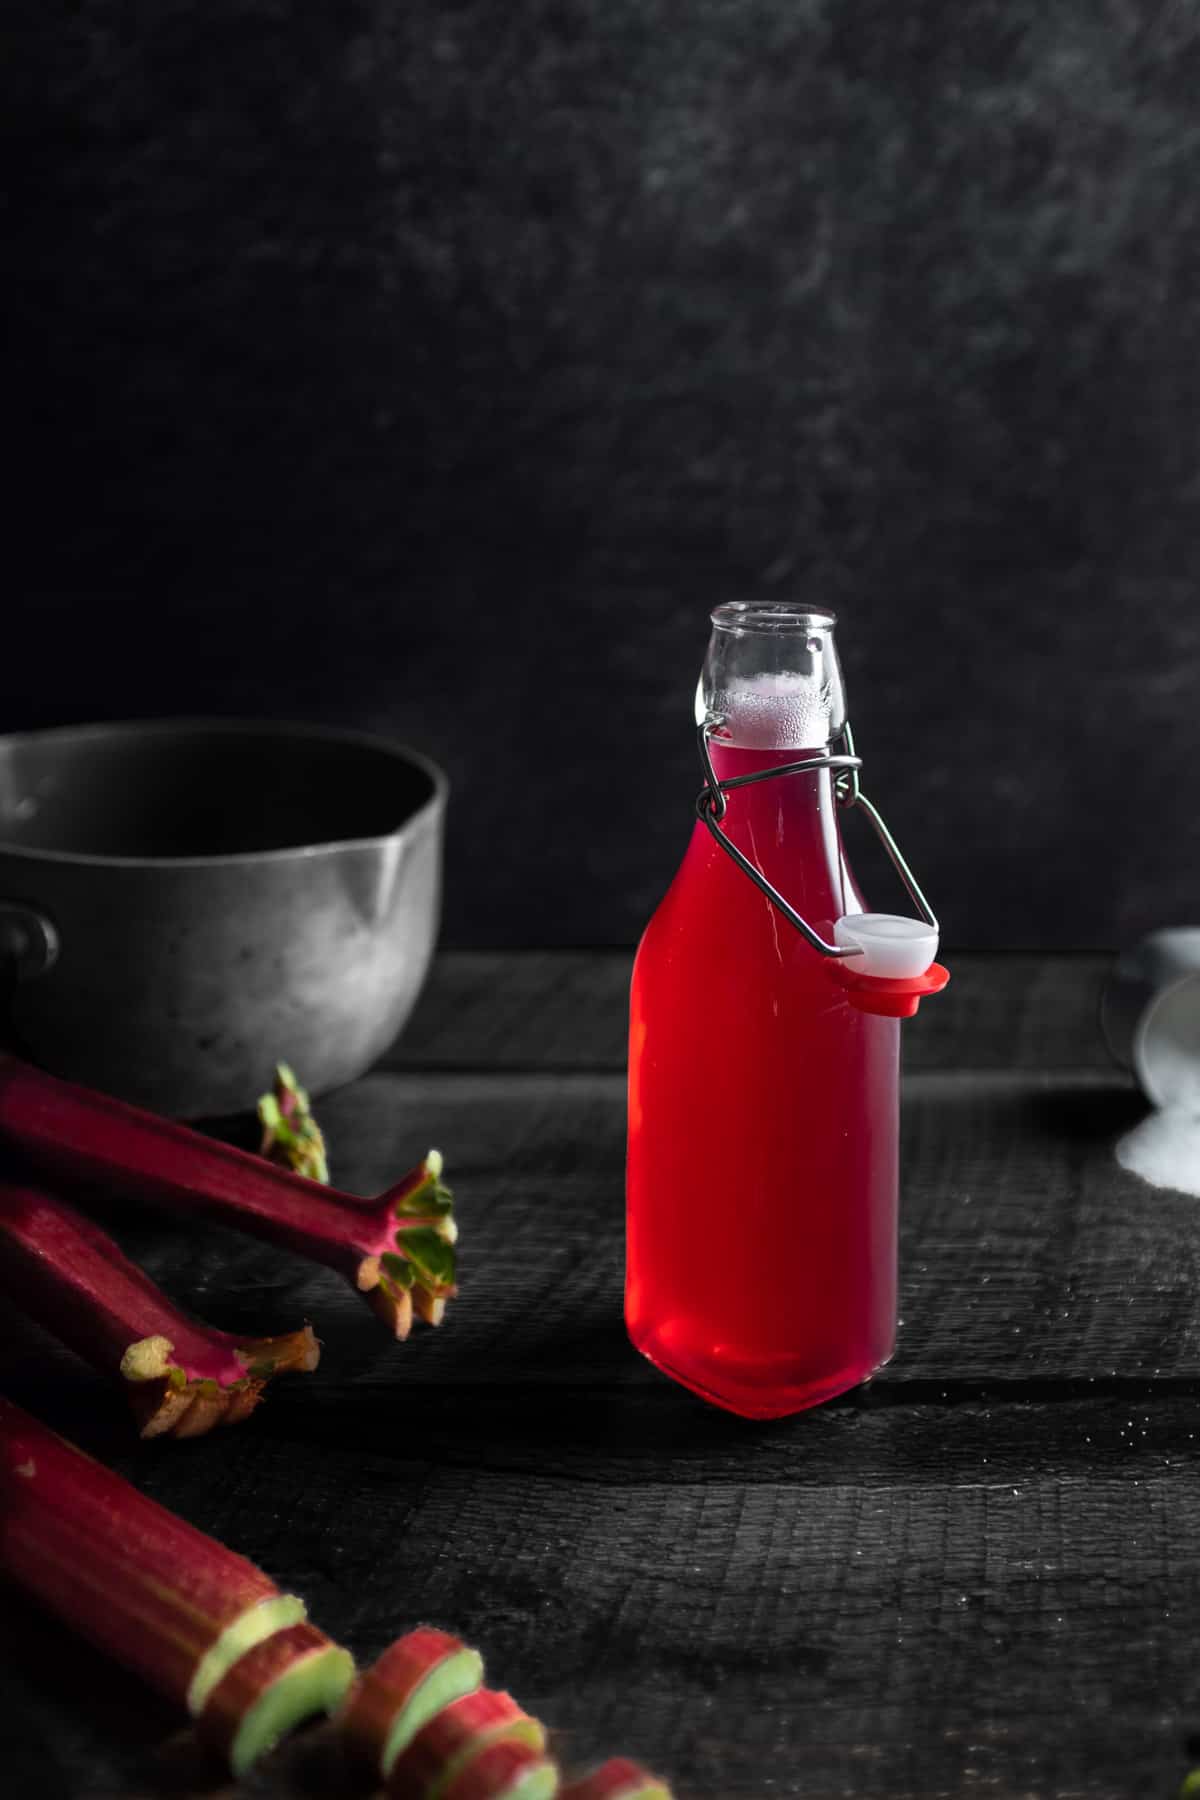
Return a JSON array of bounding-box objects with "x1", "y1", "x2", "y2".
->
[
  {"x1": 388, "y1": 951, "x2": 1115, "y2": 1073},
  {"x1": 2, "y1": 951, "x2": 1196, "y2": 1800}
]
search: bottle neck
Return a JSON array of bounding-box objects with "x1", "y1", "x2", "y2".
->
[
  {"x1": 690, "y1": 605, "x2": 861, "y2": 930},
  {"x1": 700, "y1": 742, "x2": 860, "y2": 927},
  {"x1": 698, "y1": 605, "x2": 845, "y2": 751}
]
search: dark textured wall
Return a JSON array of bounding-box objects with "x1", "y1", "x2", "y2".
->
[{"x1": 7, "y1": 1, "x2": 1200, "y2": 947}]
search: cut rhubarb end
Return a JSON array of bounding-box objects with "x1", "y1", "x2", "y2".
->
[
  {"x1": 435, "y1": 1741, "x2": 558, "y2": 1800},
  {"x1": 339, "y1": 1628, "x2": 484, "y2": 1777},
  {"x1": 198, "y1": 1621, "x2": 356, "y2": 1777},
  {"x1": 559, "y1": 1759, "x2": 673, "y2": 1800},
  {"x1": 187, "y1": 1594, "x2": 307, "y2": 1716},
  {"x1": 123, "y1": 1324, "x2": 320, "y2": 1440},
  {"x1": 385, "y1": 1154, "x2": 459, "y2": 1313},
  {"x1": 413, "y1": 1285, "x2": 447, "y2": 1327},
  {"x1": 0, "y1": 1179, "x2": 317, "y2": 1441},
  {"x1": 258, "y1": 1063, "x2": 330, "y2": 1186},
  {"x1": 238, "y1": 1323, "x2": 322, "y2": 1380},
  {"x1": 360, "y1": 1257, "x2": 415, "y2": 1340},
  {"x1": 119, "y1": 1334, "x2": 177, "y2": 1383},
  {"x1": 387, "y1": 1150, "x2": 449, "y2": 1215},
  {"x1": 392, "y1": 1688, "x2": 546, "y2": 1800},
  {"x1": 135, "y1": 1381, "x2": 249, "y2": 1441}
]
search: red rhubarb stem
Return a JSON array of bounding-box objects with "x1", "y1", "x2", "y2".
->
[
  {"x1": 435, "y1": 1740, "x2": 559, "y2": 1800},
  {"x1": 559, "y1": 1760, "x2": 673, "y2": 1800},
  {"x1": 197, "y1": 1619, "x2": 356, "y2": 1776},
  {"x1": 0, "y1": 1180, "x2": 317, "y2": 1438},
  {"x1": 391, "y1": 1689, "x2": 545, "y2": 1800},
  {"x1": 0, "y1": 1397, "x2": 306, "y2": 1717},
  {"x1": 0, "y1": 1053, "x2": 456, "y2": 1337},
  {"x1": 340, "y1": 1627, "x2": 485, "y2": 1777}
]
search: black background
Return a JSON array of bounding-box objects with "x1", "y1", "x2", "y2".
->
[{"x1": 7, "y1": 1, "x2": 1200, "y2": 948}]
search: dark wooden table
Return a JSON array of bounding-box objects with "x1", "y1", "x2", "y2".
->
[{"x1": 1, "y1": 951, "x2": 1195, "y2": 1800}]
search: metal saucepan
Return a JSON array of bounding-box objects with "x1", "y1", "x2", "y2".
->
[{"x1": 0, "y1": 719, "x2": 446, "y2": 1117}]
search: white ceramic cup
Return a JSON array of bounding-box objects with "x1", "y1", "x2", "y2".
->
[{"x1": 1101, "y1": 928, "x2": 1200, "y2": 1110}]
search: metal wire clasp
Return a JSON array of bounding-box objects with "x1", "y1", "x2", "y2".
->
[{"x1": 695, "y1": 718, "x2": 938, "y2": 959}]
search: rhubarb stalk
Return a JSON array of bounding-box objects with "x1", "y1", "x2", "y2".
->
[
  {"x1": 0, "y1": 1052, "x2": 457, "y2": 1337},
  {"x1": 559, "y1": 1761, "x2": 673, "y2": 1800},
  {"x1": 0, "y1": 1396, "x2": 310, "y2": 1730},
  {"x1": 436, "y1": 1740, "x2": 559, "y2": 1800},
  {"x1": 390, "y1": 1689, "x2": 546, "y2": 1800},
  {"x1": 0, "y1": 1180, "x2": 318, "y2": 1438},
  {"x1": 258, "y1": 1063, "x2": 330, "y2": 1185},
  {"x1": 340, "y1": 1626, "x2": 485, "y2": 1777},
  {"x1": 198, "y1": 1619, "x2": 355, "y2": 1776}
]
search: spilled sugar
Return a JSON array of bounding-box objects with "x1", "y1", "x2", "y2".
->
[{"x1": 1115, "y1": 1108, "x2": 1200, "y2": 1199}]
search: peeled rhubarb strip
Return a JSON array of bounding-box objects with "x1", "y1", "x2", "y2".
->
[
  {"x1": 436, "y1": 1740, "x2": 559, "y2": 1800},
  {"x1": 0, "y1": 1397, "x2": 306, "y2": 1715},
  {"x1": 559, "y1": 1759, "x2": 673, "y2": 1800},
  {"x1": 340, "y1": 1626, "x2": 485, "y2": 1776},
  {"x1": 0, "y1": 1180, "x2": 318, "y2": 1438},
  {"x1": 198, "y1": 1619, "x2": 355, "y2": 1776},
  {"x1": 392, "y1": 1689, "x2": 546, "y2": 1800},
  {"x1": 0, "y1": 1053, "x2": 456, "y2": 1337}
]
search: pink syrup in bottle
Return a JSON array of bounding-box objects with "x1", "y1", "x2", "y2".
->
[{"x1": 625, "y1": 606, "x2": 901, "y2": 1418}]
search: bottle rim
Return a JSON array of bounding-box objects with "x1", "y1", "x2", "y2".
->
[{"x1": 710, "y1": 603, "x2": 837, "y2": 635}]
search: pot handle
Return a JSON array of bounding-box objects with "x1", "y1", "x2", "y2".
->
[{"x1": 0, "y1": 904, "x2": 59, "y2": 980}]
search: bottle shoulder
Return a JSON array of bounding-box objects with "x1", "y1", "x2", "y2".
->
[{"x1": 638, "y1": 805, "x2": 862, "y2": 955}]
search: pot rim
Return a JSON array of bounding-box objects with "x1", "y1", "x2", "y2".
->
[{"x1": 0, "y1": 716, "x2": 448, "y2": 871}]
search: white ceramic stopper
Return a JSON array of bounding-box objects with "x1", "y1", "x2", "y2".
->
[{"x1": 834, "y1": 913, "x2": 939, "y2": 979}]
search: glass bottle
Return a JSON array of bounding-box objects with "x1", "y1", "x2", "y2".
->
[{"x1": 625, "y1": 603, "x2": 936, "y2": 1419}]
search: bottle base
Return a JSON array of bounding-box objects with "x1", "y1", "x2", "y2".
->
[{"x1": 629, "y1": 1320, "x2": 892, "y2": 1420}]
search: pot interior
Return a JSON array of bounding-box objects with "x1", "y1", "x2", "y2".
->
[{"x1": 0, "y1": 723, "x2": 438, "y2": 860}]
